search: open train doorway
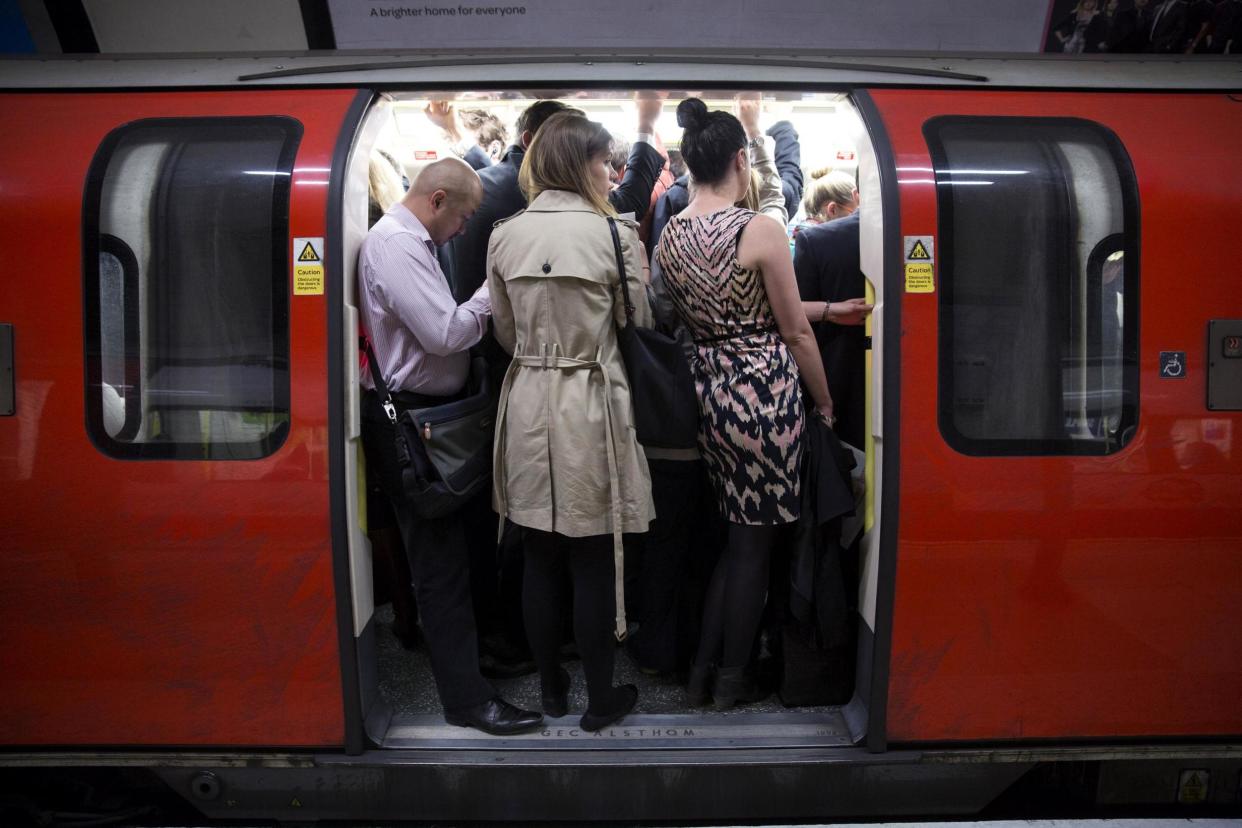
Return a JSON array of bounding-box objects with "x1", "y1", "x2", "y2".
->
[{"x1": 337, "y1": 88, "x2": 889, "y2": 750}]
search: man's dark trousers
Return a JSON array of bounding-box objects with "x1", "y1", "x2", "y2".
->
[{"x1": 360, "y1": 389, "x2": 495, "y2": 712}]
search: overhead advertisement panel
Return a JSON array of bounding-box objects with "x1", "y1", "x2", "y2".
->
[{"x1": 329, "y1": 0, "x2": 1054, "y2": 52}]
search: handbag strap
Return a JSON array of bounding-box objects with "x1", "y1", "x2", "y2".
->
[
  {"x1": 361, "y1": 335, "x2": 399, "y2": 424},
  {"x1": 607, "y1": 217, "x2": 635, "y2": 329}
]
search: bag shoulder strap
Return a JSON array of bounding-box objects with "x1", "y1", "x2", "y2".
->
[
  {"x1": 607, "y1": 217, "x2": 635, "y2": 328},
  {"x1": 361, "y1": 335, "x2": 399, "y2": 424}
]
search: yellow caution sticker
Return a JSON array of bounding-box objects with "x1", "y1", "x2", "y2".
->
[
  {"x1": 293, "y1": 236, "x2": 325, "y2": 296},
  {"x1": 1178, "y1": 769, "x2": 1209, "y2": 804},
  {"x1": 905, "y1": 262, "x2": 935, "y2": 293}
]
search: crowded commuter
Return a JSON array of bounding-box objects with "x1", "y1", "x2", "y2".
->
[
  {"x1": 648, "y1": 96, "x2": 804, "y2": 258},
  {"x1": 791, "y1": 169, "x2": 859, "y2": 241},
  {"x1": 487, "y1": 112, "x2": 654, "y2": 732},
  {"x1": 630, "y1": 95, "x2": 802, "y2": 681},
  {"x1": 363, "y1": 148, "x2": 420, "y2": 650},
  {"x1": 435, "y1": 95, "x2": 667, "y2": 678},
  {"x1": 424, "y1": 100, "x2": 501, "y2": 171},
  {"x1": 368, "y1": 149, "x2": 407, "y2": 227},
  {"x1": 358, "y1": 157, "x2": 543, "y2": 736},
  {"x1": 656, "y1": 97, "x2": 834, "y2": 710},
  {"x1": 629, "y1": 94, "x2": 784, "y2": 679},
  {"x1": 460, "y1": 107, "x2": 509, "y2": 164},
  {"x1": 447, "y1": 95, "x2": 666, "y2": 303},
  {"x1": 793, "y1": 186, "x2": 874, "y2": 450}
]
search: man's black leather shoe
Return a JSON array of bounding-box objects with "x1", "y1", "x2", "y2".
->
[{"x1": 444, "y1": 697, "x2": 543, "y2": 736}]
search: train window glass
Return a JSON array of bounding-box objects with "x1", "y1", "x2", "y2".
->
[
  {"x1": 925, "y1": 117, "x2": 1139, "y2": 456},
  {"x1": 83, "y1": 118, "x2": 302, "y2": 460}
]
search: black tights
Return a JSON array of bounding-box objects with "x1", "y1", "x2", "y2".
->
[
  {"x1": 694, "y1": 523, "x2": 778, "y2": 670},
  {"x1": 522, "y1": 528, "x2": 617, "y2": 710}
]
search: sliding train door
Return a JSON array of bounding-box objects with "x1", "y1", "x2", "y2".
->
[
  {"x1": 864, "y1": 89, "x2": 1242, "y2": 743},
  {"x1": 0, "y1": 88, "x2": 364, "y2": 748}
]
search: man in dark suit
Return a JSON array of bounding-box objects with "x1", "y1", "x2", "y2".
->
[
  {"x1": 794, "y1": 209, "x2": 873, "y2": 450},
  {"x1": 445, "y1": 96, "x2": 666, "y2": 303}
]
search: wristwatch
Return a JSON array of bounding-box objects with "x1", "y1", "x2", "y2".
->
[
  {"x1": 820, "y1": 302, "x2": 831, "y2": 323},
  {"x1": 746, "y1": 136, "x2": 764, "y2": 152}
]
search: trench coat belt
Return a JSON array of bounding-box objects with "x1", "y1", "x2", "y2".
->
[{"x1": 493, "y1": 343, "x2": 629, "y2": 641}]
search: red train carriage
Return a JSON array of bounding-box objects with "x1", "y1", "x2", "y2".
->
[{"x1": 0, "y1": 52, "x2": 1239, "y2": 822}]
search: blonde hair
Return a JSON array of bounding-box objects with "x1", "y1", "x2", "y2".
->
[
  {"x1": 368, "y1": 150, "x2": 405, "y2": 214},
  {"x1": 518, "y1": 111, "x2": 615, "y2": 215},
  {"x1": 802, "y1": 170, "x2": 856, "y2": 221},
  {"x1": 739, "y1": 169, "x2": 762, "y2": 211}
]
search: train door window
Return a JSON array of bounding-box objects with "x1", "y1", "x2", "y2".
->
[
  {"x1": 83, "y1": 118, "x2": 302, "y2": 460},
  {"x1": 925, "y1": 117, "x2": 1139, "y2": 455}
]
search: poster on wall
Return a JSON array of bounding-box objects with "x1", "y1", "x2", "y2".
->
[
  {"x1": 1042, "y1": 0, "x2": 1241, "y2": 54},
  {"x1": 329, "y1": 0, "x2": 1057, "y2": 52}
]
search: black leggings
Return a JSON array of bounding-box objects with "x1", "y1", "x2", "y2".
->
[
  {"x1": 694, "y1": 523, "x2": 778, "y2": 670},
  {"x1": 522, "y1": 528, "x2": 616, "y2": 707}
]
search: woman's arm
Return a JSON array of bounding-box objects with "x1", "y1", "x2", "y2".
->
[
  {"x1": 737, "y1": 96, "x2": 788, "y2": 224},
  {"x1": 750, "y1": 136, "x2": 788, "y2": 225},
  {"x1": 738, "y1": 216, "x2": 833, "y2": 420}
]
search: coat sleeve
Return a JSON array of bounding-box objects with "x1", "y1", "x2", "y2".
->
[
  {"x1": 751, "y1": 135, "x2": 789, "y2": 225},
  {"x1": 767, "y1": 120, "x2": 805, "y2": 220},
  {"x1": 794, "y1": 230, "x2": 822, "y2": 302},
  {"x1": 463, "y1": 144, "x2": 492, "y2": 171},
  {"x1": 610, "y1": 140, "x2": 664, "y2": 221},
  {"x1": 486, "y1": 230, "x2": 517, "y2": 354},
  {"x1": 646, "y1": 177, "x2": 688, "y2": 259}
]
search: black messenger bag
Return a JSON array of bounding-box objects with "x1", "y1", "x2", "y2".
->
[
  {"x1": 364, "y1": 339, "x2": 496, "y2": 519},
  {"x1": 607, "y1": 217, "x2": 700, "y2": 450}
]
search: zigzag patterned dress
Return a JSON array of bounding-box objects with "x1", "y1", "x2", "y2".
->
[{"x1": 655, "y1": 206, "x2": 804, "y2": 525}]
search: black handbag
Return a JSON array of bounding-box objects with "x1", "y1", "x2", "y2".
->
[
  {"x1": 608, "y1": 217, "x2": 700, "y2": 450},
  {"x1": 363, "y1": 338, "x2": 496, "y2": 519}
]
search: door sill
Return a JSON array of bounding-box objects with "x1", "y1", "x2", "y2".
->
[{"x1": 379, "y1": 709, "x2": 854, "y2": 750}]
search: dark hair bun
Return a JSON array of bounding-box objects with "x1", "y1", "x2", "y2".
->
[
  {"x1": 675, "y1": 96, "x2": 746, "y2": 186},
  {"x1": 676, "y1": 97, "x2": 709, "y2": 131}
]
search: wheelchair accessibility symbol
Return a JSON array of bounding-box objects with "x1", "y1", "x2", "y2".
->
[{"x1": 1159, "y1": 351, "x2": 1187, "y2": 379}]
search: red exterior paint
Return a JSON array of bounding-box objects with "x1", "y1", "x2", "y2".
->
[
  {"x1": 0, "y1": 89, "x2": 359, "y2": 747},
  {"x1": 869, "y1": 90, "x2": 1242, "y2": 742}
]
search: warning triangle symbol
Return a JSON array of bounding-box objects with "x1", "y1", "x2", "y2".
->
[
  {"x1": 908, "y1": 240, "x2": 930, "y2": 260},
  {"x1": 298, "y1": 242, "x2": 320, "y2": 262}
]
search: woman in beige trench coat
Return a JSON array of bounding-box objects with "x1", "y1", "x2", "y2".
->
[{"x1": 486, "y1": 111, "x2": 654, "y2": 733}]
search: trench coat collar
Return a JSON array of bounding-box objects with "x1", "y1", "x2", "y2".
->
[{"x1": 525, "y1": 189, "x2": 606, "y2": 214}]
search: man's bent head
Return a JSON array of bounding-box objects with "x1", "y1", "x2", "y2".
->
[{"x1": 405, "y1": 157, "x2": 484, "y2": 245}]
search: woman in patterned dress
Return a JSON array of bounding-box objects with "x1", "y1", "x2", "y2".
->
[{"x1": 655, "y1": 98, "x2": 834, "y2": 710}]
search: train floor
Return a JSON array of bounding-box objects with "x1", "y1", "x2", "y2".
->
[{"x1": 373, "y1": 603, "x2": 852, "y2": 749}]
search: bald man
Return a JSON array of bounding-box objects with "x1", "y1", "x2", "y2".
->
[{"x1": 358, "y1": 158, "x2": 542, "y2": 735}]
